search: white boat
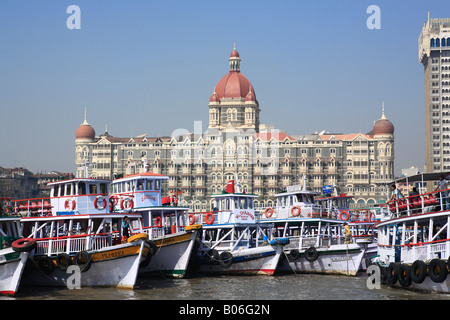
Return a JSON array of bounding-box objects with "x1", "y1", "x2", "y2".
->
[
  {"x1": 0, "y1": 201, "x2": 32, "y2": 296},
  {"x1": 259, "y1": 183, "x2": 365, "y2": 276},
  {"x1": 11, "y1": 178, "x2": 151, "y2": 289},
  {"x1": 110, "y1": 172, "x2": 198, "y2": 278},
  {"x1": 373, "y1": 172, "x2": 450, "y2": 293},
  {"x1": 187, "y1": 180, "x2": 288, "y2": 276}
]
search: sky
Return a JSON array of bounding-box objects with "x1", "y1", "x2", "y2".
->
[{"x1": 0, "y1": 0, "x2": 449, "y2": 175}]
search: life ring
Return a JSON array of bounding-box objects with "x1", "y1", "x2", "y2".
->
[
  {"x1": 56, "y1": 253, "x2": 72, "y2": 271},
  {"x1": 339, "y1": 211, "x2": 350, "y2": 221},
  {"x1": 289, "y1": 249, "x2": 301, "y2": 261},
  {"x1": 120, "y1": 198, "x2": 134, "y2": 210},
  {"x1": 386, "y1": 262, "x2": 398, "y2": 285},
  {"x1": 218, "y1": 251, "x2": 233, "y2": 268},
  {"x1": 205, "y1": 212, "x2": 214, "y2": 225},
  {"x1": 264, "y1": 207, "x2": 274, "y2": 218},
  {"x1": 155, "y1": 217, "x2": 162, "y2": 228},
  {"x1": 428, "y1": 259, "x2": 448, "y2": 283},
  {"x1": 64, "y1": 198, "x2": 76, "y2": 211},
  {"x1": 94, "y1": 196, "x2": 107, "y2": 210},
  {"x1": 411, "y1": 260, "x2": 427, "y2": 284},
  {"x1": 291, "y1": 205, "x2": 301, "y2": 217},
  {"x1": 12, "y1": 238, "x2": 36, "y2": 252},
  {"x1": 304, "y1": 246, "x2": 319, "y2": 262},
  {"x1": 397, "y1": 264, "x2": 412, "y2": 287},
  {"x1": 73, "y1": 251, "x2": 91, "y2": 272},
  {"x1": 127, "y1": 233, "x2": 149, "y2": 243},
  {"x1": 188, "y1": 214, "x2": 196, "y2": 226}
]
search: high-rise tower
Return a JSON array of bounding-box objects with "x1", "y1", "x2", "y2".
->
[{"x1": 419, "y1": 14, "x2": 450, "y2": 172}]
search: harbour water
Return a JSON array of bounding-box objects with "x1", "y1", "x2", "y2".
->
[{"x1": 4, "y1": 273, "x2": 450, "y2": 300}]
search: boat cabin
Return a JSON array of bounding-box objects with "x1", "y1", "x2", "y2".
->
[{"x1": 110, "y1": 173, "x2": 168, "y2": 211}]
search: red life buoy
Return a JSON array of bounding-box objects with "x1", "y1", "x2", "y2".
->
[
  {"x1": 264, "y1": 207, "x2": 274, "y2": 218},
  {"x1": 205, "y1": 212, "x2": 214, "y2": 225},
  {"x1": 94, "y1": 196, "x2": 107, "y2": 210},
  {"x1": 155, "y1": 216, "x2": 162, "y2": 228},
  {"x1": 120, "y1": 198, "x2": 134, "y2": 210},
  {"x1": 188, "y1": 214, "x2": 196, "y2": 225},
  {"x1": 339, "y1": 211, "x2": 350, "y2": 221},
  {"x1": 291, "y1": 205, "x2": 301, "y2": 217},
  {"x1": 64, "y1": 198, "x2": 76, "y2": 211}
]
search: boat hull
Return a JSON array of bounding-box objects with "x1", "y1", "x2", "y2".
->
[
  {"x1": 279, "y1": 244, "x2": 365, "y2": 276},
  {"x1": 22, "y1": 241, "x2": 147, "y2": 289},
  {"x1": 194, "y1": 246, "x2": 282, "y2": 276},
  {"x1": 139, "y1": 231, "x2": 196, "y2": 278},
  {"x1": 0, "y1": 250, "x2": 28, "y2": 296}
]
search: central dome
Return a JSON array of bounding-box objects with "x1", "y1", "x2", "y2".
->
[{"x1": 212, "y1": 46, "x2": 256, "y2": 101}]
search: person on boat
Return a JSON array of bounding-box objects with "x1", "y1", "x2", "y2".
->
[
  {"x1": 344, "y1": 223, "x2": 352, "y2": 244},
  {"x1": 389, "y1": 184, "x2": 403, "y2": 202},
  {"x1": 435, "y1": 175, "x2": 449, "y2": 211},
  {"x1": 122, "y1": 216, "x2": 130, "y2": 242}
]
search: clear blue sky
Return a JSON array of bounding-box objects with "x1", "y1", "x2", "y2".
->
[{"x1": 0, "y1": 0, "x2": 448, "y2": 175}]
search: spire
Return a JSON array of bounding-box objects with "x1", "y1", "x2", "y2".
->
[
  {"x1": 381, "y1": 101, "x2": 387, "y2": 120},
  {"x1": 82, "y1": 107, "x2": 89, "y2": 125}
]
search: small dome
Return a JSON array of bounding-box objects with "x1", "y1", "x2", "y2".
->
[
  {"x1": 76, "y1": 124, "x2": 95, "y2": 140},
  {"x1": 373, "y1": 102, "x2": 394, "y2": 136},
  {"x1": 75, "y1": 109, "x2": 95, "y2": 141},
  {"x1": 230, "y1": 49, "x2": 240, "y2": 58},
  {"x1": 245, "y1": 88, "x2": 256, "y2": 102},
  {"x1": 209, "y1": 92, "x2": 220, "y2": 103}
]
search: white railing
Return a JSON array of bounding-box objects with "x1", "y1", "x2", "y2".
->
[{"x1": 34, "y1": 234, "x2": 111, "y2": 256}]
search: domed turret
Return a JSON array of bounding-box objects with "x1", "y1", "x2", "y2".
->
[
  {"x1": 373, "y1": 102, "x2": 394, "y2": 137},
  {"x1": 75, "y1": 108, "x2": 95, "y2": 141}
]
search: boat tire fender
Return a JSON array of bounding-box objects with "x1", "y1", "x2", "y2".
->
[
  {"x1": 36, "y1": 255, "x2": 54, "y2": 275},
  {"x1": 12, "y1": 238, "x2": 36, "y2": 253},
  {"x1": 289, "y1": 249, "x2": 301, "y2": 261},
  {"x1": 428, "y1": 259, "x2": 448, "y2": 283},
  {"x1": 304, "y1": 246, "x2": 319, "y2": 262},
  {"x1": 56, "y1": 253, "x2": 72, "y2": 271},
  {"x1": 397, "y1": 264, "x2": 412, "y2": 287},
  {"x1": 386, "y1": 262, "x2": 398, "y2": 285},
  {"x1": 411, "y1": 260, "x2": 427, "y2": 284},
  {"x1": 219, "y1": 251, "x2": 233, "y2": 268},
  {"x1": 74, "y1": 251, "x2": 91, "y2": 272}
]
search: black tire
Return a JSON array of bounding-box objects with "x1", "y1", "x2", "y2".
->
[
  {"x1": 397, "y1": 264, "x2": 412, "y2": 287},
  {"x1": 411, "y1": 260, "x2": 427, "y2": 284},
  {"x1": 304, "y1": 247, "x2": 319, "y2": 262},
  {"x1": 288, "y1": 249, "x2": 301, "y2": 261},
  {"x1": 11, "y1": 238, "x2": 36, "y2": 253},
  {"x1": 56, "y1": 253, "x2": 72, "y2": 271},
  {"x1": 218, "y1": 251, "x2": 233, "y2": 268},
  {"x1": 386, "y1": 262, "x2": 398, "y2": 285},
  {"x1": 146, "y1": 240, "x2": 158, "y2": 256},
  {"x1": 74, "y1": 251, "x2": 91, "y2": 272},
  {"x1": 36, "y1": 255, "x2": 54, "y2": 275},
  {"x1": 206, "y1": 249, "x2": 219, "y2": 264},
  {"x1": 428, "y1": 259, "x2": 448, "y2": 283},
  {"x1": 139, "y1": 249, "x2": 153, "y2": 268},
  {"x1": 380, "y1": 265, "x2": 388, "y2": 283}
]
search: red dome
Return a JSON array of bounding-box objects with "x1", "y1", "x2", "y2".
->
[
  {"x1": 245, "y1": 89, "x2": 256, "y2": 102},
  {"x1": 76, "y1": 124, "x2": 95, "y2": 140},
  {"x1": 215, "y1": 72, "x2": 255, "y2": 99},
  {"x1": 209, "y1": 92, "x2": 220, "y2": 103},
  {"x1": 230, "y1": 49, "x2": 239, "y2": 58},
  {"x1": 373, "y1": 118, "x2": 394, "y2": 136}
]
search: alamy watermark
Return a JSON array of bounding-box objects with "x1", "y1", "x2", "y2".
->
[
  {"x1": 366, "y1": 5, "x2": 381, "y2": 30},
  {"x1": 366, "y1": 264, "x2": 381, "y2": 290},
  {"x1": 66, "y1": 5, "x2": 81, "y2": 30}
]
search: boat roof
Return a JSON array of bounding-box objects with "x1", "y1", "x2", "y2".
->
[
  {"x1": 274, "y1": 189, "x2": 319, "y2": 197},
  {"x1": 47, "y1": 178, "x2": 111, "y2": 186},
  {"x1": 393, "y1": 171, "x2": 450, "y2": 184},
  {"x1": 112, "y1": 172, "x2": 168, "y2": 182},
  {"x1": 315, "y1": 194, "x2": 353, "y2": 201},
  {"x1": 376, "y1": 210, "x2": 450, "y2": 227},
  {"x1": 21, "y1": 212, "x2": 142, "y2": 222},
  {"x1": 211, "y1": 192, "x2": 258, "y2": 198}
]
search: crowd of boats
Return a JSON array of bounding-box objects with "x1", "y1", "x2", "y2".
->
[{"x1": 1, "y1": 170, "x2": 450, "y2": 296}]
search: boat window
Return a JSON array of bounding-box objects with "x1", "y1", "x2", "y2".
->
[
  {"x1": 249, "y1": 198, "x2": 253, "y2": 209},
  {"x1": 281, "y1": 197, "x2": 285, "y2": 207},
  {"x1": 240, "y1": 197, "x2": 247, "y2": 209},
  {"x1": 146, "y1": 180, "x2": 153, "y2": 190},
  {"x1": 89, "y1": 184, "x2": 98, "y2": 194},
  {"x1": 65, "y1": 184, "x2": 72, "y2": 196},
  {"x1": 52, "y1": 185, "x2": 59, "y2": 197},
  {"x1": 155, "y1": 180, "x2": 160, "y2": 190},
  {"x1": 125, "y1": 182, "x2": 130, "y2": 192},
  {"x1": 226, "y1": 199, "x2": 230, "y2": 210},
  {"x1": 100, "y1": 183, "x2": 107, "y2": 194},
  {"x1": 137, "y1": 180, "x2": 144, "y2": 191},
  {"x1": 79, "y1": 183, "x2": 87, "y2": 195}
]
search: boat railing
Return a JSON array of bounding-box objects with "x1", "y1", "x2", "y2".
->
[
  {"x1": 139, "y1": 225, "x2": 185, "y2": 240},
  {"x1": 33, "y1": 233, "x2": 112, "y2": 256},
  {"x1": 8, "y1": 197, "x2": 52, "y2": 217},
  {"x1": 384, "y1": 188, "x2": 450, "y2": 218}
]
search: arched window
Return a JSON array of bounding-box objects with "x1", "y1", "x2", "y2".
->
[
  {"x1": 443, "y1": 38, "x2": 447, "y2": 47},
  {"x1": 437, "y1": 38, "x2": 441, "y2": 47},
  {"x1": 431, "y1": 38, "x2": 435, "y2": 47}
]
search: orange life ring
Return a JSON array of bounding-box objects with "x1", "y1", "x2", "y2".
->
[
  {"x1": 94, "y1": 196, "x2": 107, "y2": 210},
  {"x1": 120, "y1": 198, "x2": 134, "y2": 210},
  {"x1": 291, "y1": 205, "x2": 301, "y2": 217},
  {"x1": 339, "y1": 211, "x2": 350, "y2": 221},
  {"x1": 205, "y1": 212, "x2": 214, "y2": 225},
  {"x1": 264, "y1": 207, "x2": 274, "y2": 218},
  {"x1": 155, "y1": 216, "x2": 162, "y2": 228},
  {"x1": 64, "y1": 199, "x2": 76, "y2": 211},
  {"x1": 188, "y1": 214, "x2": 196, "y2": 226}
]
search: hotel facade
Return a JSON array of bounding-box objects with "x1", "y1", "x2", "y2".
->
[{"x1": 75, "y1": 47, "x2": 395, "y2": 211}]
